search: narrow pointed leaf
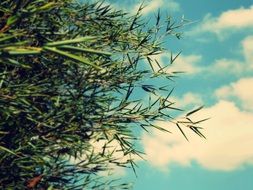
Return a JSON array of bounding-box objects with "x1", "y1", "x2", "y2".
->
[
  {"x1": 43, "y1": 47, "x2": 104, "y2": 71},
  {"x1": 45, "y1": 37, "x2": 97, "y2": 46},
  {"x1": 58, "y1": 45, "x2": 112, "y2": 56},
  {"x1": 186, "y1": 106, "x2": 204, "y2": 117}
]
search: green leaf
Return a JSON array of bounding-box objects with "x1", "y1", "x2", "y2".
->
[
  {"x1": 58, "y1": 45, "x2": 112, "y2": 56},
  {"x1": 3, "y1": 47, "x2": 42, "y2": 55},
  {"x1": 186, "y1": 106, "x2": 204, "y2": 117},
  {"x1": 37, "y1": 2, "x2": 58, "y2": 11},
  {"x1": 176, "y1": 123, "x2": 189, "y2": 141},
  {"x1": 0, "y1": 145, "x2": 17, "y2": 156},
  {"x1": 43, "y1": 46, "x2": 105, "y2": 71},
  {"x1": 150, "y1": 124, "x2": 171, "y2": 133},
  {"x1": 45, "y1": 37, "x2": 98, "y2": 46},
  {"x1": 1, "y1": 58, "x2": 32, "y2": 69},
  {"x1": 0, "y1": 35, "x2": 16, "y2": 43},
  {"x1": 0, "y1": 131, "x2": 9, "y2": 135},
  {"x1": 6, "y1": 15, "x2": 18, "y2": 25}
]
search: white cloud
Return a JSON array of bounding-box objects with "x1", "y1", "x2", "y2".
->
[
  {"x1": 191, "y1": 6, "x2": 253, "y2": 37},
  {"x1": 105, "y1": 0, "x2": 180, "y2": 15},
  {"x1": 171, "y1": 92, "x2": 203, "y2": 108},
  {"x1": 242, "y1": 35, "x2": 253, "y2": 67},
  {"x1": 134, "y1": 0, "x2": 180, "y2": 15},
  {"x1": 215, "y1": 77, "x2": 253, "y2": 111},
  {"x1": 208, "y1": 58, "x2": 245, "y2": 76},
  {"x1": 169, "y1": 54, "x2": 203, "y2": 74},
  {"x1": 150, "y1": 46, "x2": 250, "y2": 78},
  {"x1": 215, "y1": 86, "x2": 231, "y2": 98},
  {"x1": 142, "y1": 100, "x2": 253, "y2": 171},
  {"x1": 201, "y1": 34, "x2": 253, "y2": 76}
]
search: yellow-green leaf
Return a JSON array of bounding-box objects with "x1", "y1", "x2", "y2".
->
[
  {"x1": 43, "y1": 46, "x2": 105, "y2": 71},
  {"x1": 58, "y1": 45, "x2": 112, "y2": 56},
  {"x1": 45, "y1": 37, "x2": 97, "y2": 47},
  {"x1": 0, "y1": 145, "x2": 17, "y2": 156}
]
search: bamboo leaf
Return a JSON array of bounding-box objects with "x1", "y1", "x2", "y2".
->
[
  {"x1": 45, "y1": 37, "x2": 98, "y2": 46},
  {"x1": 170, "y1": 51, "x2": 181, "y2": 64},
  {"x1": 6, "y1": 15, "x2": 18, "y2": 25},
  {"x1": 176, "y1": 123, "x2": 189, "y2": 141},
  {"x1": 58, "y1": 45, "x2": 112, "y2": 56},
  {"x1": 0, "y1": 145, "x2": 17, "y2": 156},
  {"x1": 186, "y1": 106, "x2": 204, "y2": 117},
  {"x1": 1, "y1": 58, "x2": 32, "y2": 68},
  {"x1": 0, "y1": 35, "x2": 16, "y2": 43},
  {"x1": 3, "y1": 47, "x2": 42, "y2": 55},
  {"x1": 43, "y1": 47, "x2": 105, "y2": 71},
  {"x1": 37, "y1": 2, "x2": 58, "y2": 11},
  {"x1": 150, "y1": 124, "x2": 171, "y2": 133}
]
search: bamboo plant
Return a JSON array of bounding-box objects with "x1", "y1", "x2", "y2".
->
[{"x1": 0, "y1": 0, "x2": 205, "y2": 189}]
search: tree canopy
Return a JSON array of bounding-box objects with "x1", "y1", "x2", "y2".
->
[{"x1": 0, "y1": 0, "x2": 205, "y2": 189}]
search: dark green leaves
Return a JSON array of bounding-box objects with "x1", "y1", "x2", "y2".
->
[{"x1": 0, "y1": 0, "x2": 205, "y2": 189}]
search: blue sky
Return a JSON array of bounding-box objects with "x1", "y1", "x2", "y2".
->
[{"x1": 104, "y1": 0, "x2": 253, "y2": 189}]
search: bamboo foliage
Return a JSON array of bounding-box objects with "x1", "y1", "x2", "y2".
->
[{"x1": 0, "y1": 0, "x2": 205, "y2": 189}]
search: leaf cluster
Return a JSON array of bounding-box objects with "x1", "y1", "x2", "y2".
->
[{"x1": 0, "y1": 0, "x2": 205, "y2": 189}]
